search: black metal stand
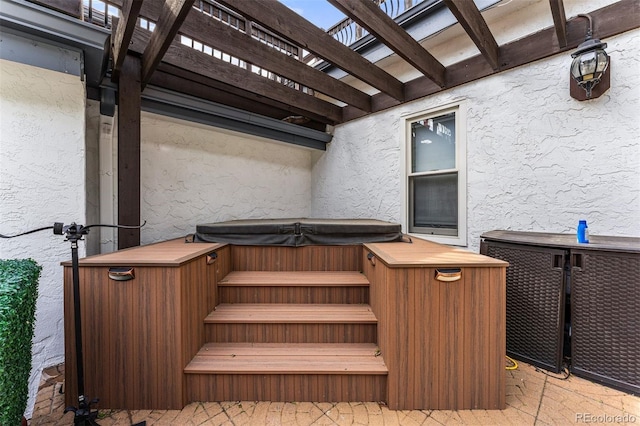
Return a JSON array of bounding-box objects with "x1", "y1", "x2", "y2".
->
[
  {"x1": 59, "y1": 223, "x2": 100, "y2": 425},
  {"x1": 3, "y1": 221, "x2": 146, "y2": 426}
]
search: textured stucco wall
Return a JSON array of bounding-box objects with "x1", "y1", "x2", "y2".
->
[
  {"x1": 0, "y1": 59, "x2": 86, "y2": 417},
  {"x1": 312, "y1": 29, "x2": 640, "y2": 251},
  {"x1": 140, "y1": 114, "x2": 312, "y2": 244}
]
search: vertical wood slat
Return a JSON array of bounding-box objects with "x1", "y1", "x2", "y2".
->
[
  {"x1": 64, "y1": 244, "x2": 228, "y2": 409},
  {"x1": 218, "y1": 286, "x2": 368, "y2": 304},
  {"x1": 205, "y1": 323, "x2": 377, "y2": 344},
  {"x1": 364, "y1": 256, "x2": 506, "y2": 410},
  {"x1": 185, "y1": 374, "x2": 387, "y2": 402},
  {"x1": 231, "y1": 245, "x2": 362, "y2": 271}
]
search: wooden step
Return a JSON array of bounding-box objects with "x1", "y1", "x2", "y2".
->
[
  {"x1": 206, "y1": 303, "x2": 377, "y2": 323},
  {"x1": 185, "y1": 343, "x2": 387, "y2": 374},
  {"x1": 219, "y1": 271, "x2": 370, "y2": 286},
  {"x1": 204, "y1": 304, "x2": 378, "y2": 343},
  {"x1": 218, "y1": 271, "x2": 370, "y2": 304},
  {"x1": 184, "y1": 343, "x2": 387, "y2": 403}
]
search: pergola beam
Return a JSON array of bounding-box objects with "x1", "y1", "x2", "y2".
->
[
  {"x1": 111, "y1": 0, "x2": 143, "y2": 81},
  {"x1": 141, "y1": 0, "x2": 194, "y2": 87},
  {"x1": 131, "y1": 28, "x2": 343, "y2": 123},
  {"x1": 549, "y1": 0, "x2": 568, "y2": 48},
  {"x1": 179, "y1": 7, "x2": 372, "y2": 112},
  {"x1": 216, "y1": 0, "x2": 406, "y2": 102},
  {"x1": 328, "y1": 0, "x2": 446, "y2": 88},
  {"x1": 443, "y1": 0, "x2": 500, "y2": 70}
]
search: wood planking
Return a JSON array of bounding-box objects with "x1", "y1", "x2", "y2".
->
[
  {"x1": 206, "y1": 304, "x2": 377, "y2": 323},
  {"x1": 365, "y1": 238, "x2": 508, "y2": 268},
  {"x1": 65, "y1": 265, "x2": 183, "y2": 409},
  {"x1": 205, "y1": 323, "x2": 377, "y2": 344},
  {"x1": 67, "y1": 239, "x2": 224, "y2": 266},
  {"x1": 185, "y1": 343, "x2": 387, "y2": 374},
  {"x1": 185, "y1": 374, "x2": 387, "y2": 403},
  {"x1": 231, "y1": 245, "x2": 363, "y2": 271},
  {"x1": 64, "y1": 242, "x2": 230, "y2": 409},
  {"x1": 365, "y1": 258, "x2": 506, "y2": 410},
  {"x1": 219, "y1": 271, "x2": 369, "y2": 286},
  {"x1": 179, "y1": 256, "x2": 216, "y2": 395},
  {"x1": 217, "y1": 271, "x2": 370, "y2": 303},
  {"x1": 219, "y1": 286, "x2": 368, "y2": 304}
]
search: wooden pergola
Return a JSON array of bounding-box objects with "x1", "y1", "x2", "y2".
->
[{"x1": 27, "y1": 0, "x2": 640, "y2": 247}]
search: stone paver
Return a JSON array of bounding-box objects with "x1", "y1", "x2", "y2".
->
[{"x1": 29, "y1": 362, "x2": 640, "y2": 425}]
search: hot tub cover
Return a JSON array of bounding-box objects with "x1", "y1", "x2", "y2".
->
[{"x1": 195, "y1": 218, "x2": 403, "y2": 246}]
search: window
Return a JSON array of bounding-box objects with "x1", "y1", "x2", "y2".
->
[{"x1": 406, "y1": 105, "x2": 466, "y2": 246}]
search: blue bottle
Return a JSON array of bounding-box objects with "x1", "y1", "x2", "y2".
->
[{"x1": 577, "y1": 220, "x2": 589, "y2": 243}]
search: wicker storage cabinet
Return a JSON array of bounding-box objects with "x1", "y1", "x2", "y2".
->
[
  {"x1": 480, "y1": 240, "x2": 567, "y2": 373},
  {"x1": 481, "y1": 231, "x2": 639, "y2": 395}
]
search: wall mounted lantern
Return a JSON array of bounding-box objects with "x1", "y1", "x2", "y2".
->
[{"x1": 570, "y1": 14, "x2": 610, "y2": 100}]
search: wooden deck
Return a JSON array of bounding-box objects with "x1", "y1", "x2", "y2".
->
[
  {"x1": 185, "y1": 343, "x2": 387, "y2": 374},
  {"x1": 64, "y1": 238, "x2": 506, "y2": 410}
]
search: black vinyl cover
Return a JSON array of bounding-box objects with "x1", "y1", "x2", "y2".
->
[{"x1": 195, "y1": 218, "x2": 403, "y2": 246}]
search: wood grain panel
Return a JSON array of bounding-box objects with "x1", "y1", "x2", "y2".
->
[
  {"x1": 64, "y1": 243, "x2": 230, "y2": 410},
  {"x1": 231, "y1": 245, "x2": 362, "y2": 271},
  {"x1": 365, "y1": 260, "x2": 506, "y2": 410},
  {"x1": 205, "y1": 323, "x2": 377, "y2": 344},
  {"x1": 65, "y1": 265, "x2": 184, "y2": 409},
  {"x1": 185, "y1": 374, "x2": 387, "y2": 403},
  {"x1": 219, "y1": 286, "x2": 368, "y2": 304}
]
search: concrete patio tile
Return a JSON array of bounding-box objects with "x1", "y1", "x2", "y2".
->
[
  {"x1": 392, "y1": 409, "x2": 425, "y2": 425},
  {"x1": 325, "y1": 401, "x2": 354, "y2": 424},
  {"x1": 501, "y1": 407, "x2": 536, "y2": 425},
  {"x1": 350, "y1": 402, "x2": 370, "y2": 424},
  {"x1": 297, "y1": 402, "x2": 325, "y2": 424},
  {"x1": 536, "y1": 378, "x2": 637, "y2": 425},
  {"x1": 243, "y1": 403, "x2": 269, "y2": 425},
  {"x1": 379, "y1": 405, "x2": 401, "y2": 425},
  {"x1": 200, "y1": 401, "x2": 224, "y2": 419},
  {"x1": 27, "y1": 359, "x2": 640, "y2": 426},
  {"x1": 428, "y1": 410, "x2": 465, "y2": 424}
]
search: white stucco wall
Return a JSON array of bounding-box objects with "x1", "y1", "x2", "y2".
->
[
  {"x1": 312, "y1": 29, "x2": 640, "y2": 252},
  {"x1": 0, "y1": 59, "x2": 86, "y2": 417},
  {"x1": 140, "y1": 114, "x2": 313, "y2": 244}
]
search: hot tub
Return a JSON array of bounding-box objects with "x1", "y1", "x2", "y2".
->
[{"x1": 195, "y1": 218, "x2": 403, "y2": 246}]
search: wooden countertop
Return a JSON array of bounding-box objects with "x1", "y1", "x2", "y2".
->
[
  {"x1": 63, "y1": 238, "x2": 225, "y2": 267},
  {"x1": 364, "y1": 237, "x2": 508, "y2": 268},
  {"x1": 481, "y1": 230, "x2": 640, "y2": 253}
]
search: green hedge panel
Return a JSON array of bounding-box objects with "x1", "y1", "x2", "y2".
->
[{"x1": 0, "y1": 259, "x2": 41, "y2": 426}]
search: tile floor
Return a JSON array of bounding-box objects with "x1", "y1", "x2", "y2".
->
[{"x1": 30, "y1": 362, "x2": 639, "y2": 425}]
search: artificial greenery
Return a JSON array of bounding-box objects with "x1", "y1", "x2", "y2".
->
[{"x1": 0, "y1": 259, "x2": 41, "y2": 426}]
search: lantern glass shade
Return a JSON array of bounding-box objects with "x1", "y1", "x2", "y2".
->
[
  {"x1": 570, "y1": 39, "x2": 609, "y2": 98},
  {"x1": 571, "y1": 49, "x2": 609, "y2": 84}
]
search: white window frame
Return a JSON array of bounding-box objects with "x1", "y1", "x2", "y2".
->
[{"x1": 402, "y1": 102, "x2": 467, "y2": 246}]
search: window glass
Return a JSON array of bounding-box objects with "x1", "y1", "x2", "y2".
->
[
  {"x1": 411, "y1": 112, "x2": 455, "y2": 173},
  {"x1": 407, "y1": 107, "x2": 464, "y2": 242},
  {"x1": 411, "y1": 173, "x2": 458, "y2": 234}
]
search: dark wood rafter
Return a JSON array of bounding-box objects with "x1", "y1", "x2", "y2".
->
[
  {"x1": 130, "y1": 28, "x2": 343, "y2": 123},
  {"x1": 141, "y1": 0, "x2": 195, "y2": 87},
  {"x1": 115, "y1": 0, "x2": 362, "y2": 119},
  {"x1": 31, "y1": 0, "x2": 640, "y2": 128},
  {"x1": 28, "y1": 0, "x2": 82, "y2": 18},
  {"x1": 442, "y1": 0, "x2": 500, "y2": 70},
  {"x1": 215, "y1": 0, "x2": 406, "y2": 102},
  {"x1": 549, "y1": 0, "x2": 568, "y2": 48},
  {"x1": 151, "y1": 65, "x2": 334, "y2": 129},
  {"x1": 174, "y1": 5, "x2": 372, "y2": 112},
  {"x1": 344, "y1": 0, "x2": 640, "y2": 122},
  {"x1": 111, "y1": 0, "x2": 143, "y2": 81},
  {"x1": 328, "y1": 0, "x2": 445, "y2": 88}
]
